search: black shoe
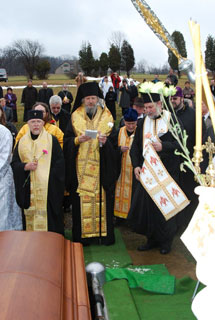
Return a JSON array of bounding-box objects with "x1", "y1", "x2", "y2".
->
[
  {"x1": 160, "y1": 244, "x2": 171, "y2": 254},
  {"x1": 137, "y1": 241, "x2": 158, "y2": 251}
]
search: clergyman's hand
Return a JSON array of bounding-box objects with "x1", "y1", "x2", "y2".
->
[
  {"x1": 152, "y1": 141, "x2": 162, "y2": 152},
  {"x1": 24, "y1": 161, "x2": 38, "y2": 171},
  {"x1": 98, "y1": 131, "x2": 107, "y2": 145},
  {"x1": 134, "y1": 167, "x2": 141, "y2": 181},
  {"x1": 78, "y1": 134, "x2": 92, "y2": 143},
  {"x1": 121, "y1": 146, "x2": 129, "y2": 152}
]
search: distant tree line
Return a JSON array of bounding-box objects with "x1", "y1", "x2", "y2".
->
[{"x1": 1, "y1": 30, "x2": 215, "y2": 79}]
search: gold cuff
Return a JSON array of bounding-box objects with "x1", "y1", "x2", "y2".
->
[{"x1": 74, "y1": 137, "x2": 80, "y2": 146}]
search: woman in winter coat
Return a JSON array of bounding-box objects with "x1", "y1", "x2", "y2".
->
[
  {"x1": 105, "y1": 86, "x2": 117, "y2": 120},
  {"x1": 119, "y1": 79, "x2": 131, "y2": 116}
]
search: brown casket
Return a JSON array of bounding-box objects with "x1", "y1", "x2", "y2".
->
[{"x1": 0, "y1": 231, "x2": 91, "y2": 320}]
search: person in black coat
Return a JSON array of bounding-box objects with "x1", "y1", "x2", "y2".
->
[
  {"x1": 128, "y1": 92, "x2": 183, "y2": 254},
  {"x1": 0, "y1": 105, "x2": 17, "y2": 147},
  {"x1": 0, "y1": 85, "x2": 3, "y2": 99},
  {"x1": 119, "y1": 79, "x2": 131, "y2": 116},
  {"x1": 129, "y1": 81, "x2": 138, "y2": 107},
  {"x1": 38, "y1": 82, "x2": 53, "y2": 106},
  {"x1": 105, "y1": 86, "x2": 117, "y2": 120},
  {"x1": 58, "y1": 84, "x2": 73, "y2": 113},
  {"x1": 169, "y1": 87, "x2": 206, "y2": 227},
  {"x1": 21, "y1": 79, "x2": 38, "y2": 121},
  {"x1": 49, "y1": 95, "x2": 70, "y2": 133},
  {"x1": 166, "y1": 68, "x2": 178, "y2": 86}
]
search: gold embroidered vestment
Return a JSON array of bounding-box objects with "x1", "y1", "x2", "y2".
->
[
  {"x1": 72, "y1": 105, "x2": 113, "y2": 238},
  {"x1": 18, "y1": 128, "x2": 52, "y2": 231}
]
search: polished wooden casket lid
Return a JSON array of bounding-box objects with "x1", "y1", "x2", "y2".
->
[{"x1": 0, "y1": 231, "x2": 91, "y2": 320}]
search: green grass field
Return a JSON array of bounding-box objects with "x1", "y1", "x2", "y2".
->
[{"x1": 3, "y1": 73, "x2": 193, "y2": 131}]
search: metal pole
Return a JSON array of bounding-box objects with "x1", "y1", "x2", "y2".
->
[{"x1": 86, "y1": 262, "x2": 109, "y2": 320}]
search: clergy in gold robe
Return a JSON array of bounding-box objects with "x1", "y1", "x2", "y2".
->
[
  {"x1": 11, "y1": 110, "x2": 65, "y2": 234},
  {"x1": 114, "y1": 108, "x2": 138, "y2": 219},
  {"x1": 64, "y1": 82, "x2": 117, "y2": 245}
]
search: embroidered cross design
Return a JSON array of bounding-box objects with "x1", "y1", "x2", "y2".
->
[
  {"x1": 145, "y1": 177, "x2": 153, "y2": 185},
  {"x1": 160, "y1": 196, "x2": 169, "y2": 207},
  {"x1": 157, "y1": 169, "x2": 164, "y2": 176},
  {"x1": 150, "y1": 156, "x2": 158, "y2": 166},
  {"x1": 172, "y1": 187, "x2": 180, "y2": 197}
]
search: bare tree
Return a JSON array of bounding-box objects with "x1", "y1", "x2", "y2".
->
[
  {"x1": 108, "y1": 31, "x2": 126, "y2": 51},
  {"x1": 0, "y1": 46, "x2": 23, "y2": 75},
  {"x1": 136, "y1": 59, "x2": 147, "y2": 74},
  {"x1": 13, "y1": 39, "x2": 44, "y2": 79}
]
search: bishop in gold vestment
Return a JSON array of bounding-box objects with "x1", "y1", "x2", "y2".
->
[{"x1": 64, "y1": 82, "x2": 117, "y2": 245}]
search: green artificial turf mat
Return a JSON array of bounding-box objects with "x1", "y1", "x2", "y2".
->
[{"x1": 83, "y1": 229, "x2": 132, "y2": 268}]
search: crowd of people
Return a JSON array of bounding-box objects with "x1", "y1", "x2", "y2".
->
[{"x1": 0, "y1": 69, "x2": 214, "y2": 255}]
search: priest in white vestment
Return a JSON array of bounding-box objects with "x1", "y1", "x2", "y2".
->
[{"x1": 0, "y1": 124, "x2": 22, "y2": 231}]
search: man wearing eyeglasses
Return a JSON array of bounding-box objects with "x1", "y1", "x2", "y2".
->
[{"x1": 49, "y1": 95, "x2": 70, "y2": 133}]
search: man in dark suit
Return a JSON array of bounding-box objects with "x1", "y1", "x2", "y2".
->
[
  {"x1": 49, "y1": 95, "x2": 70, "y2": 133},
  {"x1": 21, "y1": 79, "x2": 38, "y2": 121},
  {"x1": 0, "y1": 98, "x2": 13, "y2": 122},
  {"x1": 38, "y1": 82, "x2": 53, "y2": 106},
  {"x1": 58, "y1": 84, "x2": 73, "y2": 113}
]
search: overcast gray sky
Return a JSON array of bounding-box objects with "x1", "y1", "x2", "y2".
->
[{"x1": 1, "y1": 0, "x2": 214, "y2": 68}]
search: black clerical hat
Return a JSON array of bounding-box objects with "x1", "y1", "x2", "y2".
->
[
  {"x1": 27, "y1": 110, "x2": 43, "y2": 121},
  {"x1": 141, "y1": 92, "x2": 161, "y2": 103},
  {"x1": 72, "y1": 81, "x2": 104, "y2": 112}
]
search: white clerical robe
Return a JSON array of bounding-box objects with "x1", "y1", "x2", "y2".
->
[{"x1": 0, "y1": 125, "x2": 22, "y2": 231}]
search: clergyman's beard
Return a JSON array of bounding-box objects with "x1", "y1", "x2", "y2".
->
[
  {"x1": 148, "y1": 105, "x2": 160, "y2": 119},
  {"x1": 148, "y1": 114, "x2": 158, "y2": 119},
  {"x1": 173, "y1": 102, "x2": 183, "y2": 112},
  {"x1": 85, "y1": 105, "x2": 97, "y2": 118}
]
